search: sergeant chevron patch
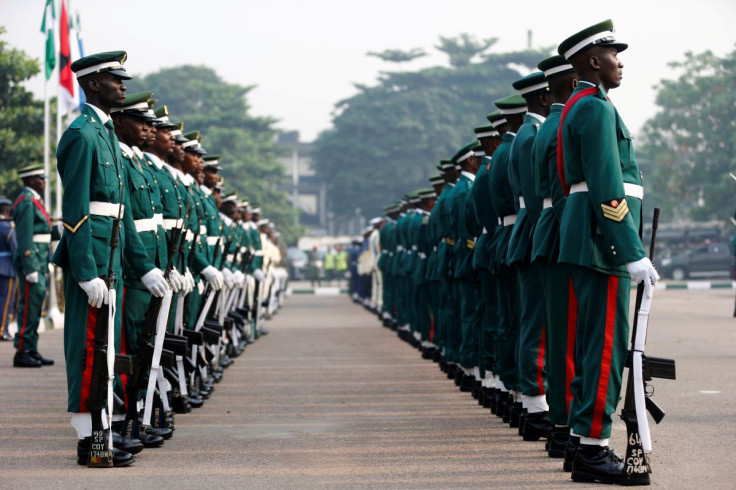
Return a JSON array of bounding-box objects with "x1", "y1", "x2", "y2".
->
[
  {"x1": 62, "y1": 215, "x2": 88, "y2": 234},
  {"x1": 601, "y1": 198, "x2": 628, "y2": 222}
]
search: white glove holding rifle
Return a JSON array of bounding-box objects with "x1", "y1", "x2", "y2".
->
[
  {"x1": 626, "y1": 257, "x2": 659, "y2": 296},
  {"x1": 141, "y1": 268, "x2": 168, "y2": 298},
  {"x1": 25, "y1": 272, "x2": 39, "y2": 283},
  {"x1": 184, "y1": 268, "x2": 195, "y2": 294},
  {"x1": 233, "y1": 270, "x2": 245, "y2": 289},
  {"x1": 168, "y1": 268, "x2": 184, "y2": 293},
  {"x1": 201, "y1": 265, "x2": 223, "y2": 291},
  {"x1": 221, "y1": 268, "x2": 235, "y2": 289},
  {"x1": 253, "y1": 268, "x2": 265, "y2": 282},
  {"x1": 79, "y1": 278, "x2": 108, "y2": 308}
]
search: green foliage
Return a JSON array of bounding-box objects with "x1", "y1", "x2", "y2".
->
[
  {"x1": 312, "y1": 36, "x2": 549, "y2": 224},
  {"x1": 127, "y1": 66, "x2": 302, "y2": 245},
  {"x1": 640, "y1": 48, "x2": 736, "y2": 223},
  {"x1": 436, "y1": 34, "x2": 498, "y2": 68},
  {"x1": 367, "y1": 48, "x2": 427, "y2": 64},
  {"x1": 0, "y1": 27, "x2": 45, "y2": 200}
]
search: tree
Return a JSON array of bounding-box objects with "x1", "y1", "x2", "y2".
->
[
  {"x1": 127, "y1": 66, "x2": 302, "y2": 245},
  {"x1": 435, "y1": 34, "x2": 498, "y2": 68},
  {"x1": 0, "y1": 27, "x2": 45, "y2": 200},
  {"x1": 640, "y1": 48, "x2": 736, "y2": 223},
  {"x1": 312, "y1": 36, "x2": 548, "y2": 228},
  {"x1": 367, "y1": 48, "x2": 427, "y2": 64}
]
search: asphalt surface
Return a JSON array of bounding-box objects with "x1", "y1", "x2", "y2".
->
[{"x1": 0, "y1": 288, "x2": 734, "y2": 489}]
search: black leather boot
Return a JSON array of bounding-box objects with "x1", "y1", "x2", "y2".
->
[
  {"x1": 522, "y1": 411, "x2": 555, "y2": 441},
  {"x1": 571, "y1": 444, "x2": 624, "y2": 484}
]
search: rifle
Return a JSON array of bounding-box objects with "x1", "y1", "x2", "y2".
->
[
  {"x1": 620, "y1": 207, "x2": 677, "y2": 484},
  {"x1": 85, "y1": 190, "x2": 125, "y2": 468}
]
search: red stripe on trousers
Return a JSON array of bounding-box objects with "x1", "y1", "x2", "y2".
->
[
  {"x1": 17, "y1": 280, "x2": 30, "y2": 351},
  {"x1": 120, "y1": 287, "x2": 128, "y2": 409},
  {"x1": 565, "y1": 277, "x2": 578, "y2": 414},
  {"x1": 429, "y1": 313, "x2": 435, "y2": 341},
  {"x1": 536, "y1": 323, "x2": 546, "y2": 395},
  {"x1": 79, "y1": 305, "x2": 99, "y2": 412},
  {"x1": 590, "y1": 275, "x2": 618, "y2": 439}
]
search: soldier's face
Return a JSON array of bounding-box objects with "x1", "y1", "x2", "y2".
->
[
  {"x1": 144, "y1": 124, "x2": 157, "y2": 147},
  {"x1": 154, "y1": 128, "x2": 175, "y2": 155},
  {"x1": 95, "y1": 73, "x2": 126, "y2": 107},
  {"x1": 593, "y1": 47, "x2": 624, "y2": 91},
  {"x1": 203, "y1": 168, "x2": 218, "y2": 187}
]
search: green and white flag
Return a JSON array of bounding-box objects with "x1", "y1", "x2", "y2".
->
[{"x1": 40, "y1": 0, "x2": 56, "y2": 80}]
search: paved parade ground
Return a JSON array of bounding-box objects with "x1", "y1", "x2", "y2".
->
[{"x1": 1, "y1": 287, "x2": 735, "y2": 489}]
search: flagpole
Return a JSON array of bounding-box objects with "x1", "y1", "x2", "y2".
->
[
  {"x1": 55, "y1": 0, "x2": 63, "y2": 217},
  {"x1": 43, "y1": 75, "x2": 51, "y2": 207}
]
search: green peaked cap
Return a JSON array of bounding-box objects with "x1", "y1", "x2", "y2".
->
[
  {"x1": 110, "y1": 91, "x2": 153, "y2": 116},
  {"x1": 18, "y1": 164, "x2": 46, "y2": 179},
  {"x1": 71, "y1": 50, "x2": 131, "y2": 79},
  {"x1": 495, "y1": 94, "x2": 527, "y2": 115},
  {"x1": 512, "y1": 71, "x2": 548, "y2": 96},
  {"x1": 558, "y1": 19, "x2": 628, "y2": 60},
  {"x1": 452, "y1": 141, "x2": 477, "y2": 164},
  {"x1": 537, "y1": 55, "x2": 575, "y2": 79}
]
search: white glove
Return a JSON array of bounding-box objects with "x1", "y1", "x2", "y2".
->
[
  {"x1": 221, "y1": 268, "x2": 235, "y2": 289},
  {"x1": 168, "y1": 268, "x2": 184, "y2": 293},
  {"x1": 184, "y1": 268, "x2": 195, "y2": 294},
  {"x1": 141, "y1": 268, "x2": 168, "y2": 297},
  {"x1": 25, "y1": 272, "x2": 39, "y2": 283},
  {"x1": 79, "y1": 278, "x2": 107, "y2": 308},
  {"x1": 253, "y1": 268, "x2": 265, "y2": 282},
  {"x1": 201, "y1": 265, "x2": 223, "y2": 291},
  {"x1": 626, "y1": 257, "x2": 659, "y2": 295},
  {"x1": 233, "y1": 270, "x2": 245, "y2": 289}
]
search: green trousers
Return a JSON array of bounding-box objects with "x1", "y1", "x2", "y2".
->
[
  {"x1": 539, "y1": 261, "x2": 576, "y2": 426},
  {"x1": 569, "y1": 266, "x2": 630, "y2": 439},
  {"x1": 478, "y1": 269, "x2": 497, "y2": 378},
  {"x1": 457, "y1": 278, "x2": 481, "y2": 369},
  {"x1": 63, "y1": 273, "x2": 124, "y2": 413},
  {"x1": 14, "y1": 271, "x2": 47, "y2": 352},
  {"x1": 428, "y1": 280, "x2": 441, "y2": 344},
  {"x1": 516, "y1": 262, "x2": 547, "y2": 397},
  {"x1": 495, "y1": 264, "x2": 519, "y2": 391}
]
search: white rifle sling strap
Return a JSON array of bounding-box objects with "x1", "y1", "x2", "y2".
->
[
  {"x1": 142, "y1": 289, "x2": 173, "y2": 428},
  {"x1": 106, "y1": 287, "x2": 117, "y2": 451},
  {"x1": 633, "y1": 287, "x2": 653, "y2": 453}
]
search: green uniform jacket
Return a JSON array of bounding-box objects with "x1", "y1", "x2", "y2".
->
[
  {"x1": 12, "y1": 188, "x2": 53, "y2": 276},
  {"x1": 472, "y1": 158, "x2": 499, "y2": 271},
  {"x1": 425, "y1": 186, "x2": 449, "y2": 282},
  {"x1": 558, "y1": 82, "x2": 645, "y2": 275},
  {"x1": 507, "y1": 113, "x2": 545, "y2": 265},
  {"x1": 53, "y1": 105, "x2": 154, "y2": 282},
  {"x1": 451, "y1": 173, "x2": 476, "y2": 280},
  {"x1": 436, "y1": 183, "x2": 457, "y2": 278},
  {"x1": 531, "y1": 104, "x2": 564, "y2": 262},
  {"x1": 144, "y1": 154, "x2": 183, "y2": 268},
  {"x1": 488, "y1": 133, "x2": 517, "y2": 266}
]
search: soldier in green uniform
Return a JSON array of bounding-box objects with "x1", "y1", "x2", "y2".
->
[
  {"x1": 12, "y1": 165, "x2": 56, "y2": 367},
  {"x1": 506, "y1": 71, "x2": 554, "y2": 440},
  {"x1": 423, "y1": 174, "x2": 445, "y2": 357},
  {"x1": 471, "y1": 120, "x2": 502, "y2": 407},
  {"x1": 54, "y1": 51, "x2": 169, "y2": 467},
  {"x1": 557, "y1": 21, "x2": 658, "y2": 483},
  {"x1": 111, "y1": 92, "x2": 176, "y2": 448},
  {"x1": 449, "y1": 142, "x2": 482, "y2": 391},
  {"x1": 530, "y1": 55, "x2": 579, "y2": 459},
  {"x1": 413, "y1": 188, "x2": 437, "y2": 355}
]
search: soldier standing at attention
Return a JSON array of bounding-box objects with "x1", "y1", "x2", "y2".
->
[
  {"x1": 12, "y1": 165, "x2": 56, "y2": 367},
  {"x1": 557, "y1": 21, "x2": 659, "y2": 484},
  {"x1": 0, "y1": 197, "x2": 16, "y2": 342},
  {"x1": 54, "y1": 51, "x2": 168, "y2": 467}
]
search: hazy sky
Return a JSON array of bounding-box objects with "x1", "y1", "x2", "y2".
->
[{"x1": 3, "y1": 0, "x2": 735, "y2": 141}]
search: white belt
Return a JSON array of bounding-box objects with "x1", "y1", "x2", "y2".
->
[
  {"x1": 163, "y1": 218, "x2": 179, "y2": 230},
  {"x1": 498, "y1": 214, "x2": 517, "y2": 226},
  {"x1": 518, "y1": 196, "x2": 526, "y2": 209},
  {"x1": 206, "y1": 236, "x2": 219, "y2": 246},
  {"x1": 240, "y1": 246, "x2": 247, "y2": 254},
  {"x1": 153, "y1": 213, "x2": 164, "y2": 227},
  {"x1": 542, "y1": 198, "x2": 552, "y2": 209},
  {"x1": 134, "y1": 217, "x2": 158, "y2": 233},
  {"x1": 254, "y1": 250, "x2": 264, "y2": 256},
  {"x1": 89, "y1": 201, "x2": 124, "y2": 218},
  {"x1": 569, "y1": 181, "x2": 644, "y2": 200},
  {"x1": 396, "y1": 245, "x2": 404, "y2": 251},
  {"x1": 199, "y1": 225, "x2": 207, "y2": 235},
  {"x1": 226, "y1": 254, "x2": 235, "y2": 262},
  {"x1": 185, "y1": 230, "x2": 194, "y2": 241},
  {"x1": 32, "y1": 234, "x2": 51, "y2": 243}
]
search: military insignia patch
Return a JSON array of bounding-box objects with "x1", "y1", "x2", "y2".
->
[
  {"x1": 422, "y1": 215, "x2": 429, "y2": 225},
  {"x1": 24, "y1": 250, "x2": 31, "y2": 256},
  {"x1": 601, "y1": 198, "x2": 629, "y2": 222}
]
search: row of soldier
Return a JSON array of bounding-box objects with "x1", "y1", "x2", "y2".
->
[
  {"x1": 354, "y1": 20, "x2": 660, "y2": 486},
  {"x1": 13, "y1": 49, "x2": 288, "y2": 467}
]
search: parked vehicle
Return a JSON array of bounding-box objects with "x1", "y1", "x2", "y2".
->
[
  {"x1": 658, "y1": 242, "x2": 734, "y2": 280},
  {"x1": 286, "y1": 247, "x2": 308, "y2": 280}
]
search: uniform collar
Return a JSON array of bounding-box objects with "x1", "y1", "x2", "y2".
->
[
  {"x1": 118, "y1": 141, "x2": 134, "y2": 158},
  {"x1": 200, "y1": 185, "x2": 212, "y2": 196},
  {"x1": 220, "y1": 213, "x2": 233, "y2": 226},
  {"x1": 526, "y1": 112, "x2": 546, "y2": 124},
  {"x1": 460, "y1": 170, "x2": 476, "y2": 182},
  {"x1": 25, "y1": 187, "x2": 41, "y2": 201},
  {"x1": 145, "y1": 152, "x2": 165, "y2": 169},
  {"x1": 85, "y1": 103, "x2": 111, "y2": 127}
]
